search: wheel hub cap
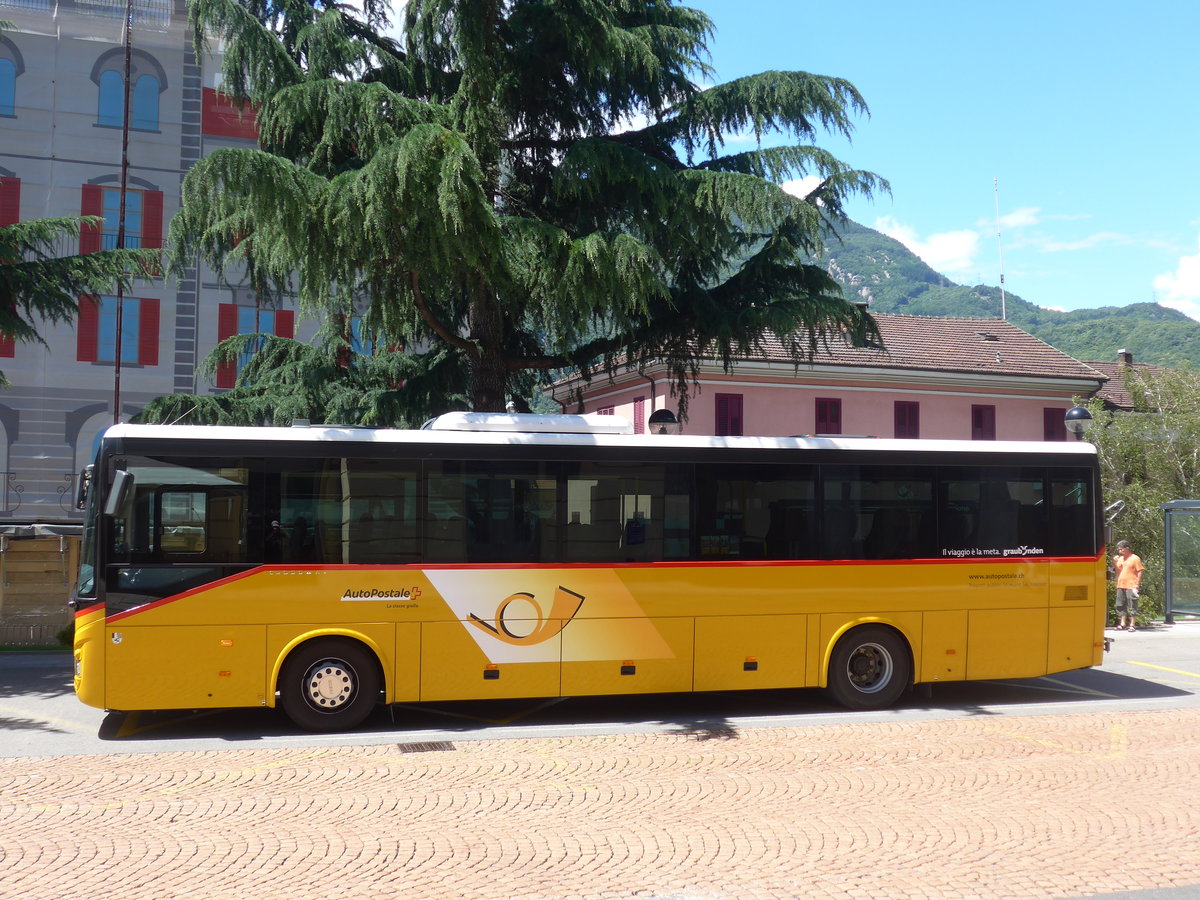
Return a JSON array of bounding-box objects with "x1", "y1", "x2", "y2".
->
[
  {"x1": 847, "y1": 643, "x2": 893, "y2": 693},
  {"x1": 305, "y1": 660, "x2": 355, "y2": 710}
]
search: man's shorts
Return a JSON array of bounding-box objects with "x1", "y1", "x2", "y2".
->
[{"x1": 1115, "y1": 588, "x2": 1139, "y2": 616}]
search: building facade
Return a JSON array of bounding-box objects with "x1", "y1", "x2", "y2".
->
[
  {"x1": 552, "y1": 315, "x2": 1108, "y2": 441},
  {"x1": 0, "y1": 0, "x2": 297, "y2": 522}
]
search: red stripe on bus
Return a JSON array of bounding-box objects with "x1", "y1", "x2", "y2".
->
[{"x1": 106, "y1": 566, "x2": 273, "y2": 622}]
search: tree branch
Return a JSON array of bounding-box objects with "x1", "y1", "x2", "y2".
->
[{"x1": 409, "y1": 270, "x2": 478, "y2": 357}]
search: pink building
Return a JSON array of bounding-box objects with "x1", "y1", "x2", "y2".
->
[{"x1": 551, "y1": 314, "x2": 1107, "y2": 441}]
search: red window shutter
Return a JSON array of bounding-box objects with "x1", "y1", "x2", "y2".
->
[
  {"x1": 273, "y1": 308, "x2": 294, "y2": 339},
  {"x1": 141, "y1": 190, "x2": 163, "y2": 249},
  {"x1": 137, "y1": 298, "x2": 160, "y2": 365},
  {"x1": 80, "y1": 185, "x2": 103, "y2": 254},
  {"x1": 634, "y1": 397, "x2": 645, "y2": 435},
  {"x1": 77, "y1": 295, "x2": 100, "y2": 362},
  {"x1": 216, "y1": 303, "x2": 238, "y2": 388},
  {"x1": 972, "y1": 405, "x2": 996, "y2": 440},
  {"x1": 895, "y1": 401, "x2": 919, "y2": 439},
  {"x1": 1043, "y1": 408, "x2": 1067, "y2": 441},
  {"x1": 0, "y1": 177, "x2": 20, "y2": 226},
  {"x1": 201, "y1": 88, "x2": 261, "y2": 141},
  {"x1": 816, "y1": 398, "x2": 842, "y2": 435},
  {"x1": 0, "y1": 333, "x2": 14, "y2": 358},
  {"x1": 716, "y1": 393, "x2": 743, "y2": 436}
]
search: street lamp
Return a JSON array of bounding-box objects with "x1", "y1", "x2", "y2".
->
[
  {"x1": 647, "y1": 408, "x2": 681, "y2": 435},
  {"x1": 1064, "y1": 405, "x2": 1093, "y2": 441}
]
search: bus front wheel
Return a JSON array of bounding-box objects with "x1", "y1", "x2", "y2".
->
[
  {"x1": 827, "y1": 626, "x2": 911, "y2": 710},
  {"x1": 278, "y1": 639, "x2": 381, "y2": 732}
]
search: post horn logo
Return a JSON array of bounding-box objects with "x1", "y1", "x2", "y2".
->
[{"x1": 467, "y1": 586, "x2": 585, "y2": 646}]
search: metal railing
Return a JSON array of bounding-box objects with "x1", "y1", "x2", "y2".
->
[{"x1": 0, "y1": 0, "x2": 172, "y2": 29}]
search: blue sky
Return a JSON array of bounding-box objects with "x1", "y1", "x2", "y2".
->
[
  {"x1": 690, "y1": 0, "x2": 1200, "y2": 319},
  {"x1": 374, "y1": 1, "x2": 1200, "y2": 319}
]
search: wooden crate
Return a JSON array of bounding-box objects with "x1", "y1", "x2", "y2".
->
[{"x1": 0, "y1": 536, "x2": 78, "y2": 640}]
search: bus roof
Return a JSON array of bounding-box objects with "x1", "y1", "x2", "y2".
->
[{"x1": 101, "y1": 422, "x2": 1098, "y2": 457}]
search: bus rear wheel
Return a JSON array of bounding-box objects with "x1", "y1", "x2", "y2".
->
[
  {"x1": 279, "y1": 639, "x2": 381, "y2": 732},
  {"x1": 827, "y1": 625, "x2": 911, "y2": 710}
]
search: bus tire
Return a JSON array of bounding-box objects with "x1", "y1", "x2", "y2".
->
[
  {"x1": 278, "y1": 639, "x2": 381, "y2": 732},
  {"x1": 826, "y1": 625, "x2": 911, "y2": 710}
]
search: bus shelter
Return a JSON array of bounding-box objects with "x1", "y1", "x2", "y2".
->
[{"x1": 1161, "y1": 500, "x2": 1200, "y2": 623}]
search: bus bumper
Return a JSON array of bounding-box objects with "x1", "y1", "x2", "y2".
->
[{"x1": 73, "y1": 605, "x2": 106, "y2": 710}]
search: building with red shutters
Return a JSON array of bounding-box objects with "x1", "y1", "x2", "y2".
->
[{"x1": 0, "y1": 0, "x2": 303, "y2": 519}]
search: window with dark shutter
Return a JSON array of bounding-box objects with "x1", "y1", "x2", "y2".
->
[
  {"x1": 715, "y1": 393, "x2": 743, "y2": 436},
  {"x1": 1043, "y1": 408, "x2": 1067, "y2": 441},
  {"x1": 971, "y1": 405, "x2": 996, "y2": 440},
  {"x1": 894, "y1": 401, "x2": 919, "y2": 438},
  {"x1": 815, "y1": 398, "x2": 842, "y2": 435},
  {"x1": 77, "y1": 296, "x2": 100, "y2": 362},
  {"x1": 0, "y1": 176, "x2": 19, "y2": 226},
  {"x1": 217, "y1": 304, "x2": 296, "y2": 388}
]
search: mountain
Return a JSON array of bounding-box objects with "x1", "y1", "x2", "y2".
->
[{"x1": 821, "y1": 220, "x2": 1199, "y2": 368}]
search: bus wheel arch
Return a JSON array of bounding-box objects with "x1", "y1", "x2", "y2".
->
[
  {"x1": 276, "y1": 636, "x2": 383, "y2": 732},
  {"x1": 825, "y1": 623, "x2": 913, "y2": 711}
]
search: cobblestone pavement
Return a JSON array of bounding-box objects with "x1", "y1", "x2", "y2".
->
[{"x1": 3, "y1": 708, "x2": 1199, "y2": 900}]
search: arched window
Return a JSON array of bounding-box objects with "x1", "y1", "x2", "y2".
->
[
  {"x1": 97, "y1": 69, "x2": 124, "y2": 127},
  {"x1": 0, "y1": 36, "x2": 24, "y2": 118},
  {"x1": 131, "y1": 74, "x2": 159, "y2": 130},
  {"x1": 92, "y1": 49, "x2": 166, "y2": 131},
  {"x1": 0, "y1": 59, "x2": 15, "y2": 117}
]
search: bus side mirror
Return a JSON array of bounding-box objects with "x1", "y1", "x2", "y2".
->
[
  {"x1": 103, "y1": 469, "x2": 132, "y2": 517},
  {"x1": 76, "y1": 464, "x2": 93, "y2": 511}
]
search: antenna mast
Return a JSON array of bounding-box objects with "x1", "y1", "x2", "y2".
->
[{"x1": 993, "y1": 177, "x2": 1007, "y2": 320}]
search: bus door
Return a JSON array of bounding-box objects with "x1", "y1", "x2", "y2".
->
[{"x1": 102, "y1": 461, "x2": 266, "y2": 711}]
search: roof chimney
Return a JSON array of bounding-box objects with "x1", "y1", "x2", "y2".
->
[{"x1": 1117, "y1": 349, "x2": 1133, "y2": 368}]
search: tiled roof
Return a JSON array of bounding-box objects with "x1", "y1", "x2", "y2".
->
[
  {"x1": 1086, "y1": 360, "x2": 1165, "y2": 410},
  {"x1": 750, "y1": 314, "x2": 1108, "y2": 384}
]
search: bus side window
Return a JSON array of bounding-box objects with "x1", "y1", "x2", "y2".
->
[
  {"x1": 824, "y1": 466, "x2": 935, "y2": 561},
  {"x1": 159, "y1": 490, "x2": 207, "y2": 554},
  {"x1": 1048, "y1": 472, "x2": 1094, "y2": 556},
  {"x1": 940, "y1": 468, "x2": 1049, "y2": 556},
  {"x1": 694, "y1": 463, "x2": 815, "y2": 561},
  {"x1": 563, "y1": 463, "x2": 669, "y2": 563}
]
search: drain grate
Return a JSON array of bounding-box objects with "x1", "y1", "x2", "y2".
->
[{"x1": 397, "y1": 741, "x2": 456, "y2": 754}]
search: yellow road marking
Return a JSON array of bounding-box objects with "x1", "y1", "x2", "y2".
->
[
  {"x1": 991, "y1": 678, "x2": 1117, "y2": 699},
  {"x1": 1126, "y1": 661, "x2": 1200, "y2": 681},
  {"x1": 1038, "y1": 676, "x2": 1118, "y2": 698}
]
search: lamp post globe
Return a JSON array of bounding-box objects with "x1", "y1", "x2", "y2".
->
[
  {"x1": 647, "y1": 409, "x2": 680, "y2": 435},
  {"x1": 1064, "y1": 405, "x2": 1094, "y2": 441}
]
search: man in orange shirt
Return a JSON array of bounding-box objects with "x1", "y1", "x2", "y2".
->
[{"x1": 1113, "y1": 540, "x2": 1145, "y2": 632}]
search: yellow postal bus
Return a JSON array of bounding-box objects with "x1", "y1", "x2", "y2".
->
[{"x1": 71, "y1": 414, "x2": 1107, "y2": 731}]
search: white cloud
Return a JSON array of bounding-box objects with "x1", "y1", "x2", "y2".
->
[
  {"x1": 998, "y1": 206, "x2": 1041, "y2": 229},
  {"x1": 976, "y1": 206, "x2": 1042, "y2": 230},
  {"x1": 781, "y1": 176, "x2": 824, "y2": 200},
  {"x1": 873, "y1": 216, "x2": 981, "y2": 277},
  {"x1": 1038, "y1": 232, "x2": 1132, "y2": 253},
  {"x1": 1154, "y1": 236, "x2": 1200, "y2": 319}
]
